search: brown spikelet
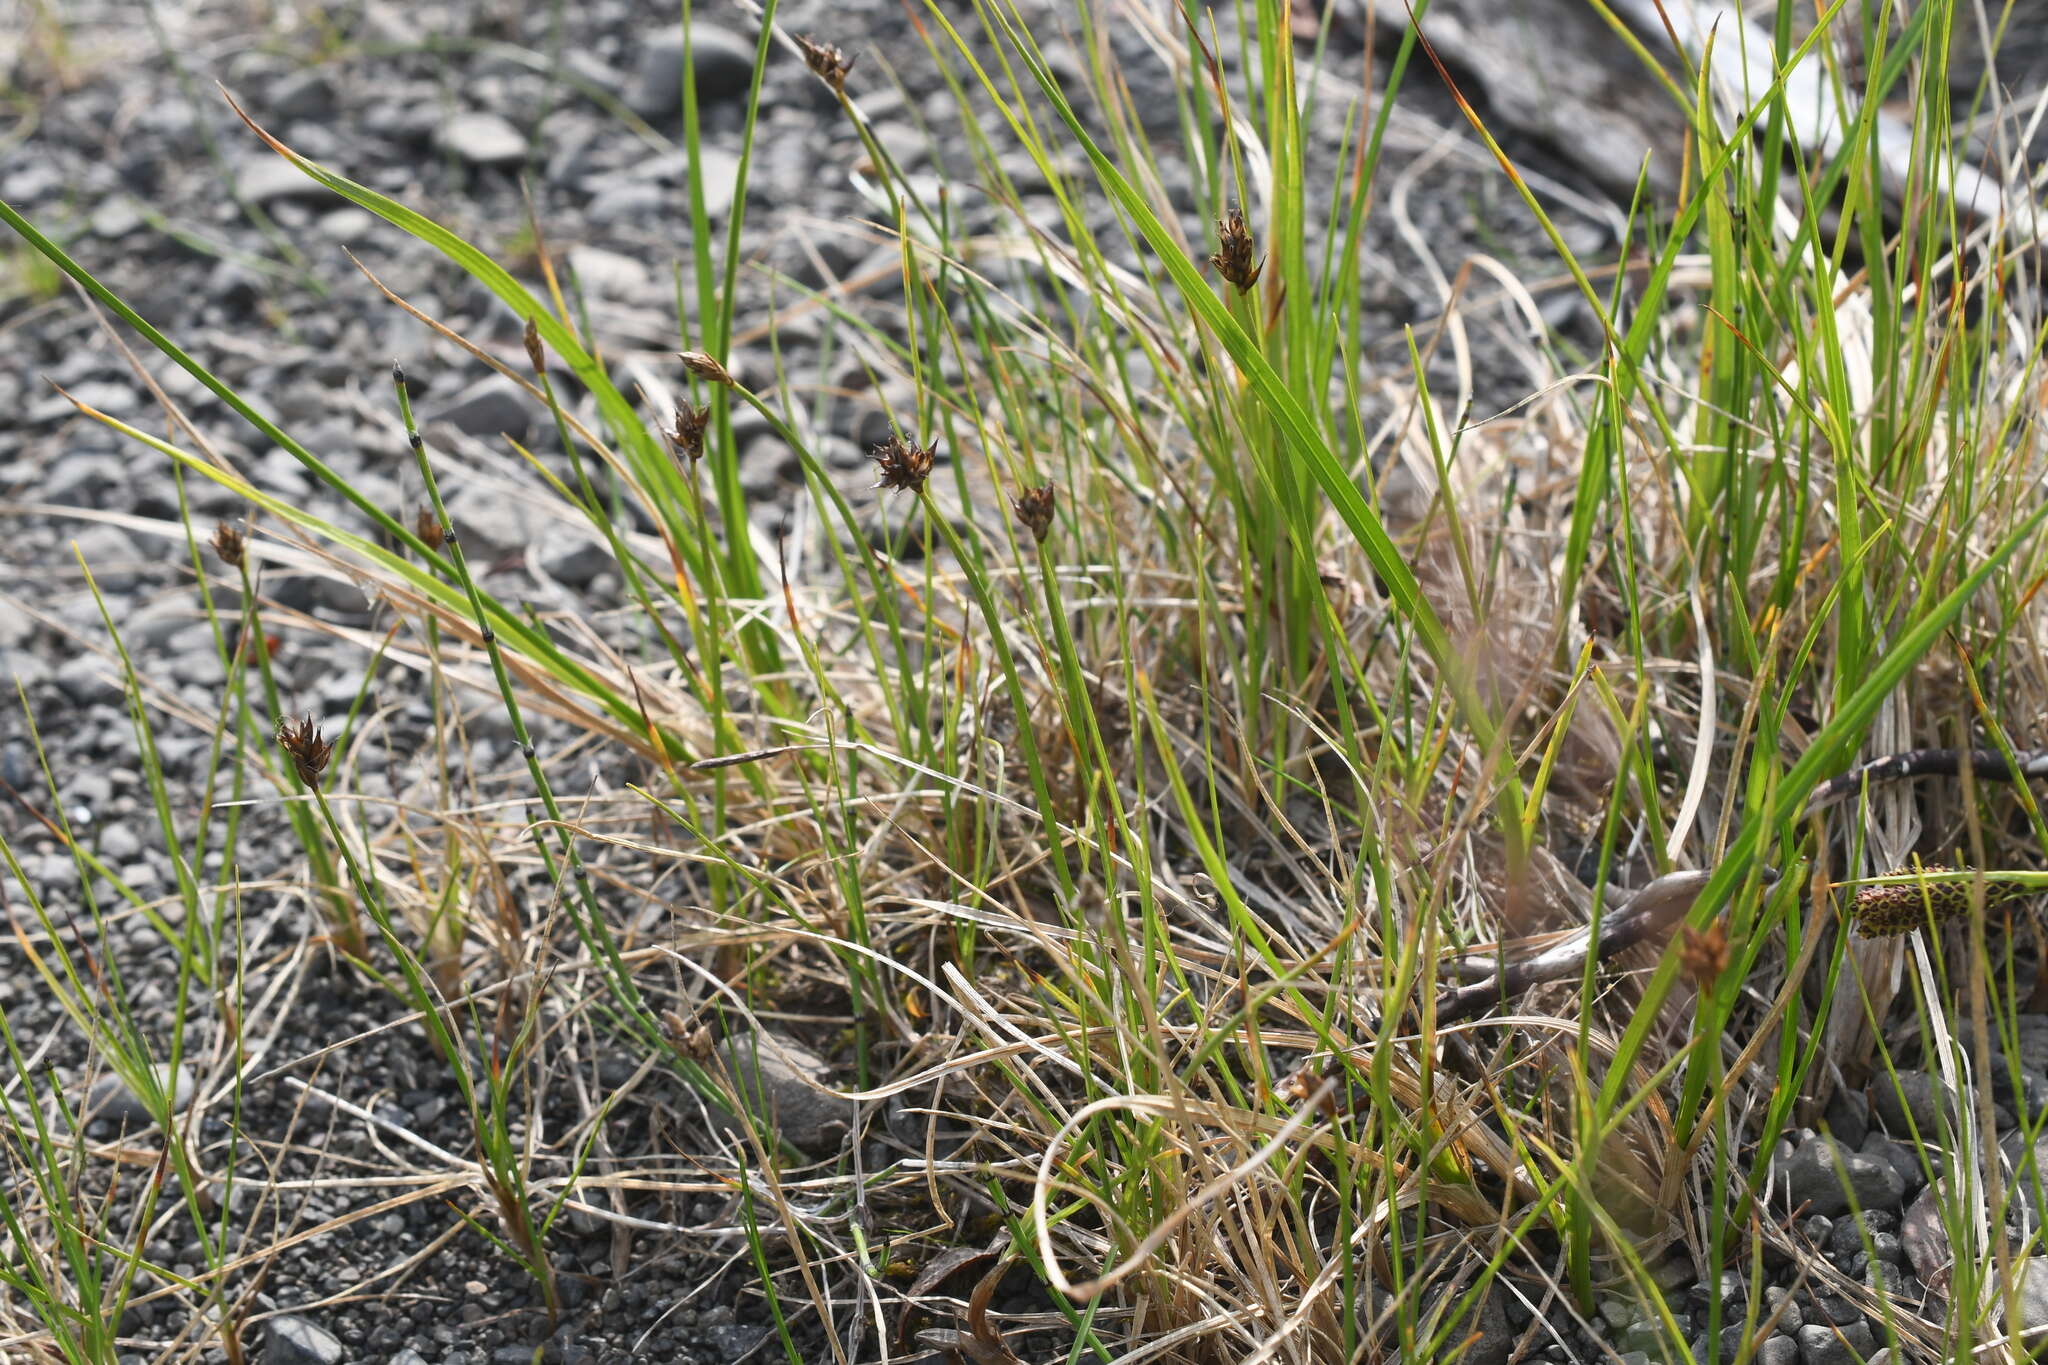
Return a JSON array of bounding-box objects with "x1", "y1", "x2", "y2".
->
[
  {"x1": 1678, "y1": 921, "x2": 1729, "y2": 988},
  {"x1": 666, "y1": 403, "x2": 711, "y2": 462},
  {"x1": 871, "y1": 433, "x2": 937, "y2": 494},
  {"x1": 796, "y1": 35, "x2": 854, "y2": 94},
  {"x1": 275, "y1": 714, "x2": 334, "y2": 789},
  {"x1": 679, "y1": 351, "x2": 736, "y2": 387},
  {"x1": 415, "y1": 506, "x2": 448, "y2": 551},
  {"x1": 523, "y1": 317, "x2": 546, "y2": 375},
  {"x1": 1012, "y1": 483, "x2": 1056, "y2": 543},
  {"x1": 210, "y1": 519, "x2": 246, "y2": 569},
  {"x1": 1210, "y1": 208, "x2": 1263, "y2": 292}
]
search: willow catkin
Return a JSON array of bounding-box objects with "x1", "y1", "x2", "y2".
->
[{"x1": 1851, "y1": 867, "x2": 2027, "y2": 937}]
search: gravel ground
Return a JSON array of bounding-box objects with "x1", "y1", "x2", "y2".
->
[{"x1": 6, "y1": 2, "x2": 2005, "y2": 1363}]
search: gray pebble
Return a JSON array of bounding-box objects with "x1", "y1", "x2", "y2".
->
[
  {"x1": 1871, "y1": 1070, "x2": 1947, "y2": 1137},
  {"x1": 55, "y1": 654, "x2": 125, "y2": 708},
  {"x1": 1782, "y1": 1135, "x2": 1906, "y2": 1216},
  {"x1": 714, "y1": 1029, "x2": 847, "y2": 1159},
  {"x1": 70, "y1": 523, "x2": 146, "y2": 593},
  {"x1": 628, "y1": 24, "x2": 757, "y2": 118},
  {"x1": 439, "y1": 112, "x2": 528, "y2": 167},
  {"x1": 264, "y1": 1314, "x2": 343, "y2": 1365},
  {"x1": 425, "y1": 376, "x2": 533, "y2": 444},
  {"x1": 1796, "y1": 1319, "x2": 1874, "y2": 1365},
  {"x1": 540, "y1": 535, "x2": 613, "y2": 588},
  {"x1": 2015, "y1": 1258, "x2": 2048, "y2": 1346},
  {"x1": 236, "y1": 154, "x2": 341, "y2": 206},
  {"x1": 86, "y1": 1063, "x2": 196, "y2": 1128}
]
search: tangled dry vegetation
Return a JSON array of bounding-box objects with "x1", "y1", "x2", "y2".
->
[{"x1": 11, "y1": 2, "x2": 2048, "y2": 1363}]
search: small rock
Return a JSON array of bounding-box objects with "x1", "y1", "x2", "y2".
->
[
  {"x1": 1871, "y1": 1070, "x2": 1947, "y2": 1138},
  {"x1": 1781, "y1": 1135, "x2": 1906, "y2": 1216},
  {"x1": 1763, "y1": 1286, "x2": 1804, "y2": 1335},
  {"x1": 317, "y1": 208, "x2": 376, "y2": 241},
  {"x1": 70, "y1": 523, "x2": 146, "y2": 593},
  {"x1": 426, "y1": 376, "x2": 533, "y2": 443},
  {"x1": 1900, "y1": 1183, "x2": 1949, "y2": 1284},
  {"x1": 85, "y1": 1063, "x2": 197, "y2": 1127},
  {"x1": 90, "y1": 198, "x2": 144, "y2": 238},
  {"x1": 628, "y1": 24, "x2": 757, "y2": 118},
  {"x1": 566, "y1": 244, "x2": 653, "y2": 301},
  {"x1": 584, "y1": 179, "x2": 669, "y2": 226},
  {"x1": 1796, "y1": 1319, "x2": 1874, "y2": 1365},
  {"x1": 0, "y1": 598, "x2": 32, "y2": 649},
  {"x1": 265, "y1": 1314, "x2": 343, "y2": 1365},
  {"x1": 1860, "y1": 1134, "x2": 1923, "y2": 1198},
  {"x1": 444, "y1": 484, "x2": 545, "y2": 558},
  {"x1": 1759, "y1": 1337, "x2": 1799, "y2": 1365},
  {"x1": 97, "y1": 824, "x2": 143, "y2": 863},
  {"x1": 691, "y1": 147, "x2": 743, "y2": 220},
  {"x1": 237, "y1": 154, "x2": 341, "y2": 206},
  {"x1": 440, "y1": 112, "x2": 528, "y2": 167},
  {"x1": 713, "y1": 1030, "x2": 847, "y2": 1158},
  {"x1": 268, "y1": 69, "x2": 338, "y2": 121},
  {"x1": 702, "y1": 1324, "x2": 768, "y2": 1363},
  {"x1": 1823, "y1": 1090, "x2": 1870, "y2": 1148},
  {"x1": 540, "y1": 535, "x2": 612, "y2": 588},
  {"x1": 55, "y1": 654, "x2": 124, "y2": 708},
  {"x1": 2016, "y1": 1258, "x2": 2048, "y2": 1347}
]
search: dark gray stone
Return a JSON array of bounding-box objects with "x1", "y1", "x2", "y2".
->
[
  {"x1": 264, "y1": 1315, "x2": 343, "y2": 1365},
  {"x1": 1796, "y1": 1319, "x2": 1874, "y2": 1365},
  {"x1": 425, "y1": 377, "x2": 533, "y2": 443},
  {"x1": 540, "y1": 535, "x2": 612, "y2": 588},
  {"x1": 1781, "y1": 1136, "x2": 1906, "y2": 1216},
  {"x1": 628, "y1": 24, "x2": 757, "y2": 118},
  {"x1": 1823, "y1": 1090, "x2": 1870, "y2": 1148},
  {"x1": 55, "y1": 654, "x2": 124, "y2": 708},
  {"x1": 1859, "y1": 1135, "x2": 1924, "y2": 1198},
  {"x1": 713, "y1": 1030, "x2": 847, "y2": 1158},
  {"x1": 703, "y1": 1325, "x2": 768, "y2": 1363},
  {"x1": 1871, "y1": 1070, "x2": 1947, "y2": 1138},
  {"x1": 268, "y1": 69, "x2": 338, "y2": 121},
  {"x1": 85, "y1": 1063, "x2": 196, "y2": 1128}
]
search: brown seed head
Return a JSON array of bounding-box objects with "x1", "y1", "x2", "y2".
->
[
  {"x1": 523, "y1": 317, "x2": 546, "y2": 375},
  {"x1": 210, "y1": 519, "x2": 246, "y2": 569},
  {"x1": 414, "y1": 506, "x2": 448, "y2": 551},
  {"x1": 1013, "y1": 482, "x2": 1056, "y2": 543},
  {"x1": 870, "y1": 433, "x2": 938, "y2": 494},
  {"x1": 679, "y1": 350, "x2": 736, "y2": 387},
  {"x1": 1210, "y1": 208, "x2": 1263, "y2": 292},
  {"x1": 667, "y1": 402, "x2": 711, "y2": 462},
  {"x1": 1678, "y1": 920, "x2": 1729, "y2": 988},
  {"x1": 275, "y1": 714, "x2": 334, "y2": 789},
  {"x1": 796, "y1": 35, "x2": 855, "y2": 94}
]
